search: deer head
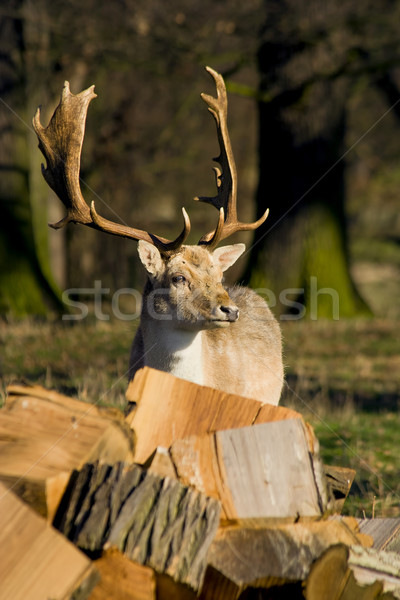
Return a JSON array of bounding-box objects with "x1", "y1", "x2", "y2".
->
[
  {"x1": 33, "y1": 68, "x2": 269, "y2": 328},
  {"x1": 137, "y1": 241, "x2": 246, "y2": 329}
]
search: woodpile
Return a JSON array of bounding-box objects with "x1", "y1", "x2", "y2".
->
[
  {"x1": 1, "y1": 367, "x2": 400, "y2": 599},
  {"x1": 0, "y1": 384, "x2": 133, "y2": 520}
]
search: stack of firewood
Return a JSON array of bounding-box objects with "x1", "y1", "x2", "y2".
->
[{"x1": 0, "y1": 368, "x2": 400, "y2": 599}]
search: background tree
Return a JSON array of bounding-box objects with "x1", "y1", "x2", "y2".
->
[
  {"x1": 0, "y1": 0, "x2": 62, "y2": 315},
  {"x1": 0, "y1": 0, "x2": 263, "y2": 317},
  {"x1": 1, "y1": 0, "x2": 399, "y2": 318},
  {"x1": 247, "y1": 0, "x2": 400, "y2": 318}
]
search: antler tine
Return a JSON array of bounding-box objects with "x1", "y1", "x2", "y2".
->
[
  {"x1": 33, "y1": 81, "x2": 190, "y2": 255},
  {"x1": 196, "y1": 66, "x2": 269, "y2": 250}
]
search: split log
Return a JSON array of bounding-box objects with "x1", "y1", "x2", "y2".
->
[
  {"x1": 126, "y1": 367, "x2": 308, "y2": 464},
  {"x1": 305, "y1": 544, "x2": 400, "y2": 600},
  {"x1": 169, "y1": 420, "x2": 330, "y2": 521},
  {"x1": 0, "y1": 384, "x2": 134, "y2": 519},
  {"x1": 144, "y1": 446, "x2": 177, "y2": 479},
  {"x1": 0, "y1": 482, "x2": 96, "y2": 600},
  {"x1": 155, "y1": 574, "x2": 197, "y2": 600},
  {"x1": 146, "y1": 449, "x2": 355, "y2": 523},
  {"x1": 324, "y1": 465, "x2": 356, "y2": 513},
  {"x1": 348, "y1": 545, "x2": 400, "y2": 596},
  {"x1": 56, "y1": 461, "x2": 221, "y2": 592},
  {"x1": 89, "y1": 549, "x2": 156, "y2": 600},
  {"x1": 200, "y1": 520, "x2": 371, "y2": 599},
  {"x1": 90, "y1": 550, "x2": 197, "y2": 600}
]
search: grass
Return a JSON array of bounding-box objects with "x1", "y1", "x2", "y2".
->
[
  {"x1": 1, "y1": 313, "x2": 399, "y2": 519},
  {"x1": 0, "y1": 317, "x2": 134, "y2": 410},
  {"x1": 312, "y1": 411, "x2": 400, "y2": 518},
  {"x1": 280, "y1": 318, "x2": 400, "y2": 517},
  {"x1": 281, "y1": 319, "x2": 400, "y2": 405}
]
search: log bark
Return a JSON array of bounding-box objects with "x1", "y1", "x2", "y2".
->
[
  {"x1": 0, "y1": 482, "x2": 96, "y2": 600},
  {"x1": 56, "y1": 461, "x2": 221, "y2": 591},
  {"x1": 1, "y1": 384, "x2": 134, "y2": 519}
]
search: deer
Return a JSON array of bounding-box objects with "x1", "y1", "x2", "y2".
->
[{"x1": 33, "y1": 67, "x2": 284, "y2": 405}]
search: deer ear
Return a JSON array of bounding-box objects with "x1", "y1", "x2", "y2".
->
[
  {"x1": 138, "y1": 240, "x2": 165, "y2": 277},
  {"x1": 212, "y1": 243, "x2": 246, "y2": 272}
]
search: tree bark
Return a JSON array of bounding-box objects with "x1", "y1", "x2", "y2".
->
[
  {"x1": 245, "y1": 3, "x2": 371, "y2": 319},
  {"x1": 0, "y1": 1, "x2": 62, "y2": 317}
]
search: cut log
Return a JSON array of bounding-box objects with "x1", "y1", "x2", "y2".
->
[
  {"x1": 348, "y1": 545, "x2": 400, "y2": 596},
  {"x1": 170, "y1": 420, "x2": 330, "y2": 521},
  {"x1": 89, "y1": 550, "x2": 197, "y2": 600},
  {"x1": 156, "y1": 574, "x2": 198, "y2": 600},
  {"x1": 56, "y1": 461, "x2": 221, "y2": 592},
  {"x1": 126, "y1": 367, "x2": 307, "y2": 464},
  {"x1": 6, "y1": 383, "x2": 122, "y2": 418},
  {"x1": 0, "y1": 482, "x2": 96, "y2": 600},
  {"x1": 143, "y1": 446, "x2": 178, "y2": 479},
  {"x1": 324, "y1": 465, "x2": 356, "y2": 513},
  {"x1": 328, "y1": 516, "x2": 374, "y2": 548},
  {"x1": 0, "y1": 384, "x2": 134, "y2": 520},
  {"x1": 200, "y1": 520, "x2": 371, "y2": 599},
  {"x1": 89, "y1": 549, "x2": 156, "y2": 600},
  {"x1": 305, "y1": 544, "x2": 399, "y2": 600},
  {"x1": 358, "y1": 518, "x2": 400, "y2": 553}
]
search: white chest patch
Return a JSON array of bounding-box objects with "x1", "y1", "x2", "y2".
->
[{"x1": 143, "y1": 326, "x2": 204, "y2": 386}]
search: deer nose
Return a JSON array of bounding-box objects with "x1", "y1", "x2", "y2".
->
[{"x1": 219, "y1": 305, "x2": 239, "y2": 321}]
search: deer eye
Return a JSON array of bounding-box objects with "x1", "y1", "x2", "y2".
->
[{"x1": 172, "y1": 275, "x2": 186, "y2": 285}]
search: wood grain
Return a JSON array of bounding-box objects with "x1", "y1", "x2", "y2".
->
[
  {"x1": 89, "y1": 549, "x2": 156, "y2": 600},
  {"x1": 358, "y1": 518, "x2": 400, "y2": 553},
  {"x1": 171, "y1": 420, "x2": 328, "y2": 520},
  {"x1": 0, "y1": 482, "x2": 96, "y2": 600},
  {"x1": 126, "y1": 367, "x2": 305, "y2": 464},
  {"x1": 1, "y1": 385, "x2": 134, "y2": 519},
  {"x1": 200, "y1": 521, "x2": 372, "y2": 599}
]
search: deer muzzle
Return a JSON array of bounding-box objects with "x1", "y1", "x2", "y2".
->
[{"x1": 212, "y1": 303, "x2": 239, "y2": 323}]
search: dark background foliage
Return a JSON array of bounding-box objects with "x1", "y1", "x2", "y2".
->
[{"x1": 1, "y1": 0, "x2": 400, "y2": 317}]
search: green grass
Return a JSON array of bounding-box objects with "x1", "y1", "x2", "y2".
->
[
  {"x1": 281, "y1": 319, "x2": 400, "y2": 402},
  {"x1": 307, "y1": 411, "x2": 399, "y2": 518},
  {"x1": 280, "y1": 319, "x2": 400, "y2": 517},
  {"x1": 1, "y1": 315, "x2": 399, "y2": 518},
  {"x1": 0, "y1": 317, "x2": 135, "y2": 410}
]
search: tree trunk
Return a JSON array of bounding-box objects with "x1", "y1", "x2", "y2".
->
[
  {"x1": 246, "y1": 7, "x2": 371, "y2": 319},
  {"x1": 0, "y1": 1, "x2": 62, "y2": 317}
]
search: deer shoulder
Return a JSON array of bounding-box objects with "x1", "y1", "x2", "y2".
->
[{"x1": 203, "y1": 285, "x2": 283, "y2": 404}]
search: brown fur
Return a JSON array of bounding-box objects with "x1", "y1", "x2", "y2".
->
[
  {"x1": 129, "y1": 243, "x2": 284, "y2": 405},
  {"x1": 202, "y1": 286, "x2": 283, "y2": 403}
]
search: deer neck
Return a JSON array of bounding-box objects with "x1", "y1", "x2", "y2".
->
[{"x1": 141, "y1": 319, "x2": 205, "y2": 385}]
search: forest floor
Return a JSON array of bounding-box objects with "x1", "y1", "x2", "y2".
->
[{"x1": 1, "y1": 305, "x2": 399, "y2": 518}]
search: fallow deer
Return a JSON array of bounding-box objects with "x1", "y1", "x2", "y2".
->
[{"x1": 33, "y1": 67, "x2": 284, "y2": 405}]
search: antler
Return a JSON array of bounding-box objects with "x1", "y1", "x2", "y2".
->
[
  {"x1": 33, "y1": 81, "x2": 190, "y2": 255},
  {"x1": 196, "y1": 66, "x2": 269, "y2": 249}
]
